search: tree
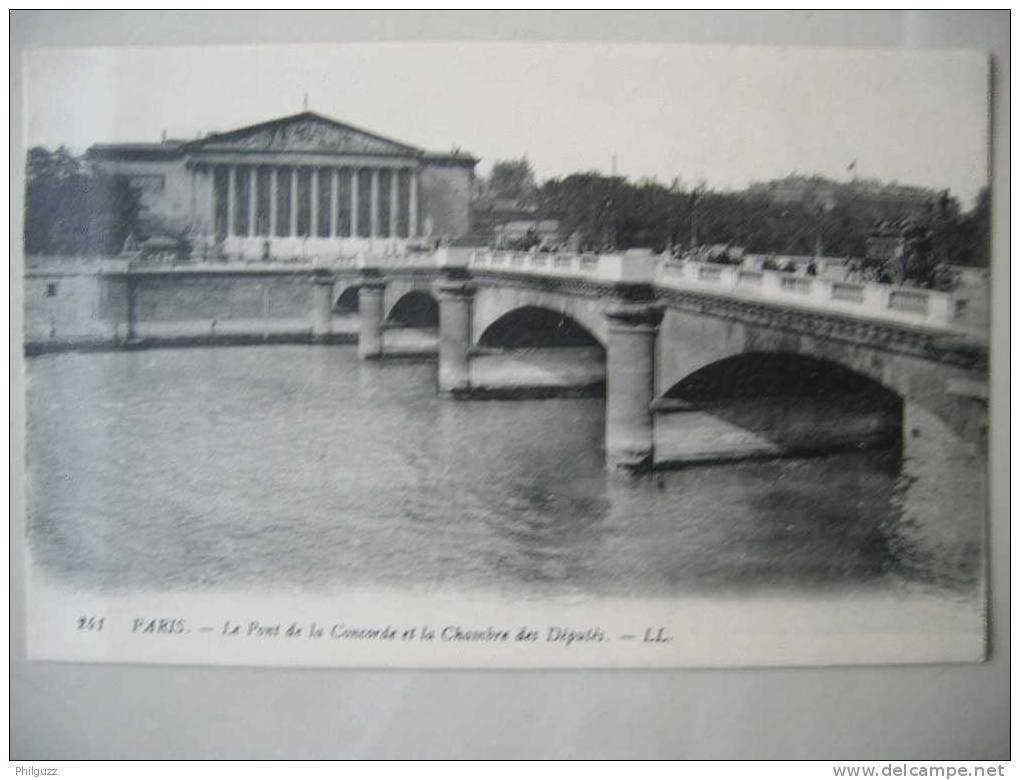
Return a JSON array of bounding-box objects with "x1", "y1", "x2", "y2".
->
[
  {"x1": 24, "y1": 146, "x2": 141, "y2": 257},
  {"x1": 875, "y1": 191, "x2": 972, "y2": 289},
  {"x1": 487, "y1": 158, "x2": 537, "y2": 202},
  {"x1": 537, "y1": 173, "x2": 619, "y2": 251},
  {"x1": 511, "y1": 166, "x2": 986, "y2": 274},
  {"x1": 955, "y1": 186, "x2": 990, "y2": 267}
]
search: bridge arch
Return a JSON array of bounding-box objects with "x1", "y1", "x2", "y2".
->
[
  {"x1": 333, "y1": 285, "x2": 360, "y2": 313},
  {"x1": 385, "y1": 290, "x2": 439, "y2": 327},
  {"x1": 662, "y1": 351, "x2": 902, "y2": 407},
  {"x1": 653, "y1": 309, "x2": 923, "y2": 405},
  {"x1": 472, "y1": 286, "x2": 609, "y2": 348},
  {"x1": 656, "y1": 351, "x2": 906, "y2": 459},
  {"x1": 477, "y1": 305, "x2": 604, "y2": 350}
]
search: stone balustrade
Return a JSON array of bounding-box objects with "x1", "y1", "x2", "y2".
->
[
  {"x1": 655, "y1": 259, "x2": 956, "y2": 330},
  {"x1": 221, "y1": 235, "x2": 415, "y2": 264},
  {"x1": 468, "y1": 250, "x2": 960, "y2": 332},
  {"x1": 469, "y1": 248, "x2": 660, "y2": 285},
  {"x1": 87, "y1": 245, "x2": 964, "y2": 334}
]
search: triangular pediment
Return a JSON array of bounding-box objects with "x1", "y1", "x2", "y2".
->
[{"x1": 191, "y1": 112, "x2": 421, "y2": 156}]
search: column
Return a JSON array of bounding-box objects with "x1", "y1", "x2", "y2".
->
[
  {"x1": 202, "y1": 163, "x2": 213, "y2": 237},
  {"x1": 226, "y1": 165, "x2": 236, "y2": 237},
  {"x1": 357, "y1": 278, "x2": 386, "y2": 359},
  {"x1": 248, "y1": 166, "x2": 257, "y2": 238},
  {"x1": 408, "y1": 169, "x2": 419, "y2": 238},
  {"x1": 189, "y1": 167, "x2": 198, "y2": 245},
  {"x1": 330, "y1": 168, "x2": 339, "y2": 237},
  {"x1": 370, "y1": 168, "x2": 380, "y2": 239},
  {"x1": 350, "y1": 168, "x2": 359, "y2": 238},
  {"x1": 269, "y1": 167, "x2": 278, "y2": 238},
  {"x1": 290, "y1": 167, "x2": 299, "y2": 237},
  {"x1": 603, "y1": 302, "x2": 664, "y2": 471},
  {"x1": 389, "y1": 169, "x2": 398, "y2": 238},
  {"x1": 310, "y1": 167, "x2": 319, "y2": 238},
  {"x1": 434, "y1": 278, "x2": 475, "y2": 396},
  {"x1": 310, "y1": 269, "x2": 334, "y2": 342}
]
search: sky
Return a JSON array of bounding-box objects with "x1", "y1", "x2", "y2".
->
[{"x1": 24, "y1": 42, "x2": 990, "y2": 205}]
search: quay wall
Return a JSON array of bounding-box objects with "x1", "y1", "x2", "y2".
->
[
  {"x1": 132, "y1": 273, "x2": 312, "y2": 321},
  {"x1": 24, "y1": 270, "x2": 111, "y2": 344},
  {"x1": 23, "y1": 262, "x2": 350, "y2": 352}
]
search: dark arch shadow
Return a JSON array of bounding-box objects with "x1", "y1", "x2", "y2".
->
[
  {"x1": 665, "y1": 352, "x2": 900, "y2": 404},
  {"x1": 658, "y1": 352, "x2": 903, "y2": 463},
  {"x1": 333, "y1": 287, "x2": 360, "y2": 314},
  {"x1": 386, "y1": 291, "x2": 439, "y2": 328},
  {"x1": 471, "y1": 306, "x2": 605, "y2": 399},
  {"x1": 478, "y1": 306, "x2": 604, "y2": 351}
]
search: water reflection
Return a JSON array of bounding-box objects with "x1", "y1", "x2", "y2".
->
[{"x1": 25, "y1": 346, "x2": 983, "y2": 598}]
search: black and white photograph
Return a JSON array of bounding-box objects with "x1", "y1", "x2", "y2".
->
[{"x1": 18, "y1": 40, "x2": 991, "y2": 669}]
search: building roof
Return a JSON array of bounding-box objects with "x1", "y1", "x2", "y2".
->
[
  {"x1": 87, "y1": 111, "x2": 478, "y2": 165},
  {"x1": 421, "y1": 150, "x2": 479, "y2": 166},
  {"x1": 190, "y1": 111, "x2": 422, "y2": 155},
  {"x1": 87, "y1": 142, "x2": 184, "y2": 161}
]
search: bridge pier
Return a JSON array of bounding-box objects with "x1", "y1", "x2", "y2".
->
[
  {"x1": 310, "y1": 271, "x2": 334, "y2": 343},
  {"x1": 357, "y1": 279, "x2": 386, "y2": 360},
  {"x1": 604, "y1": 303, "x2": 664, "y2": 471},
  {"x1": 435, "y1": 278, "x2": 475, "y2": 396}
]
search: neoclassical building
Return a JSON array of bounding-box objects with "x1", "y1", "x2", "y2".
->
[{"x1": 87, "y1": 111, "x2": 477, "y2": 260}]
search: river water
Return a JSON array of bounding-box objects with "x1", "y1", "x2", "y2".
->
[{"x1": 25, "y1": 345, "x2": 985, "y2": 601}]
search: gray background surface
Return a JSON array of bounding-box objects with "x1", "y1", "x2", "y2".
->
[{"x1": 10, "y1": 10, "x2": 1010, "y2": 759}]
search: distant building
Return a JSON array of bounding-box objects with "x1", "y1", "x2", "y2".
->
[
  {"x1": 87, "y1": 111, "x2": 478, "y2": 260},
  {"x1": 748, "y1": 175, "x2": 936, "y2": 218},
  {"x1": 470, "y1": 196, "x2": 541, "y2": 244},
  {"x1": 493, "y1": 219, "x2": 561, "y2": 249}
]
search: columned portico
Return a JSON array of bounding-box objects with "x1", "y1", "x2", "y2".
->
[
  {"x1": 87, "y1": 111, "x2": 468, "y2": 262},
  {"x1": 209, "y1": 161, "x2": 426, "y2": 258}
]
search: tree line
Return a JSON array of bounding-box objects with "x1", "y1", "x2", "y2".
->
[
  {"x1": 482, "y1": 158, "x2": 990, "y2": 270},
  {"x1": 24, "y1": 147, "x2": 140, "y2": 257},
  {"x1": 23, "y1": 147, "x2": 990, "y2": 276}
]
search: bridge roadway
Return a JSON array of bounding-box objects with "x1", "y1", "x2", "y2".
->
[{"x1": 84, "y1": 247, "x2": 987, "y2": 470}]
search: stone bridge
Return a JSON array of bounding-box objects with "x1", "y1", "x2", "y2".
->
[
  {"x1": 40, "y1": 245, "x2": 986, "y2": 470},
  {"x1": 323, "y1": 247, "x2": 987, "y2": 470}
]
